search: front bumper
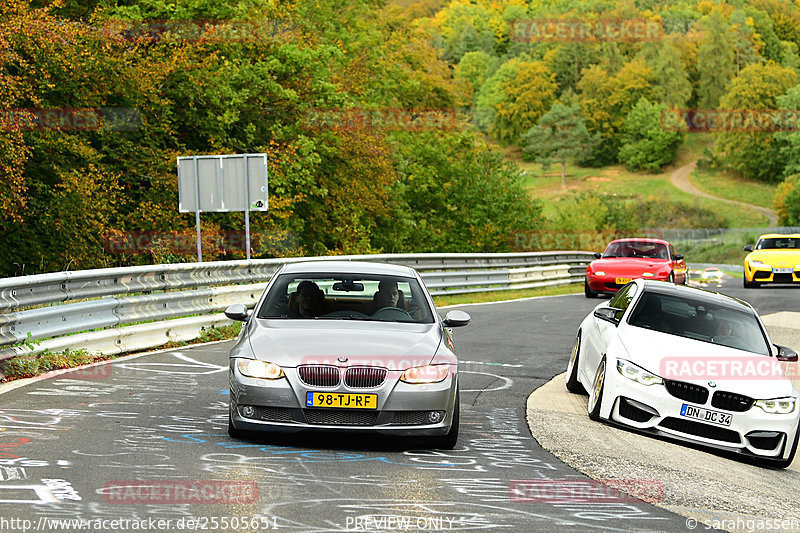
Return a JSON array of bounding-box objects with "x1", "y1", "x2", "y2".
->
[
  {"x1": 603, "y1": 375, "x2": 799, "y2": 461},
  {"x1": 229, "y1": 360, "x2": 458, "y2": 436},
  {"x1": 745, "y1": 264, "x2": 800, "y2": 284},
  {"x1": 586, "y1": 273, "x2": 668, "y2": 293}
]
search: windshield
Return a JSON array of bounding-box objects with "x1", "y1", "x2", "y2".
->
[
  {"x1": 257, "y1": 273, "x2": 434, "y2": 323},
  {"x1": 755, "y1": 237, "x2": 800, "y2": 250},
  {"x1": 603, "y1": 241, "x2": 669, "y2": 259},
  {"x1": 628, "y1": 291, "x2": 770, "y2": 355}
]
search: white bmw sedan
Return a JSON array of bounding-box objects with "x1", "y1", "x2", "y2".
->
[
  {"x1": 566, "y1": 278, "x2": 799, "y2": 468},
  {"x1": 224, "y1": 261, "x2": 470, "y2": 449}
]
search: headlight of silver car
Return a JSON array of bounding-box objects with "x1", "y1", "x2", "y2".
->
[
  {"x1": 754, "y1": 397, "x2": 796, "y2": 414},
  {"x1": 400, "y1": 364, "x2": 449, "y2": 384},
  {"x1": 236, "y1": 359, "x2": 285, "y2": 380},
  {"x1": 616, "y1": 359, "x2": 663, "y2": 386}
]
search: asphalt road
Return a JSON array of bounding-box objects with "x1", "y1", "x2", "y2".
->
[{"x1": 0, "y1": 277, "x2": 798, "y2": 533}]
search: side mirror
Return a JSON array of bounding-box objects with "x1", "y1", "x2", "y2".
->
[
  {"x1": 674, "y1": 254, "x2": 684, "y2": 261},
  {"x1": 743, "y1": 245, "x2": 753, "y2": 252},
  {"x1": 225, "y1": 303, "x2": 250, "y2": 322},
  {"x1": 594, "y1": 307, "x2": 622, "y2": 326},
  {"x1": 443, "y1": 310, "x2": 471, "y2": 328},
  {"x1": 775, "y1": 344, "x2": 799, "y2": 362},
  {"x1": 593, "y1": 252, "x2": 602, "y2": 259}
]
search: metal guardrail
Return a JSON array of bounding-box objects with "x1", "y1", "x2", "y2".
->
[{"x1": 0, "y1": 252, "x2": 593, "y2": 376}]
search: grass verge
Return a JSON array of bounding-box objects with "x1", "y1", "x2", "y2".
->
[
  {"x1": 689, "y1": 167, "x2": 776, "y2": 209},
  {"x1": 433, "y1": 283, "x2": 582, "y2": 307}
]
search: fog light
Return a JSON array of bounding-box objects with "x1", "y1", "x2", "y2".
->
[
  {"x1": 242, "y1": 405, "x2": 256, "y2": 418},
  {"x1": 427, "y1": 411, "x2": 444, "y2": 423}
]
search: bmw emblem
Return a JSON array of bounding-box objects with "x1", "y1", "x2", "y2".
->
[
  {"x1": 708, "y1": 381, "x2": 717, "y2": 388},
  {"x1": 337, "y1": 356, "x2": 348, "y2": 363}
]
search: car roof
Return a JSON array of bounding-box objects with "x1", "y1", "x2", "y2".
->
[
  {"x1": 636, "y1": 279, "x2": 753, "y2": 312},
  {"x1": 608, "y1": 238, "x2": 670, "y2": 245},
  {"x1": 279, "y1": 260, "x2": 418, "y2": 277},
  {"x1": 756, "y1": 233, "x2": 800, "y2": 239}
]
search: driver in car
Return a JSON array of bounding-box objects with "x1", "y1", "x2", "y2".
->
[{"x1": 373, "y1": 279, "x2": 403, "y2": 311}]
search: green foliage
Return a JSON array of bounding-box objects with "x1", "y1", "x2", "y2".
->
[
  {"x1": 773, "y1": 85, "x2": 800, "y2": 178},
  {"x1": 0, "y1": 348, "x2": 106, "y2": 380},
  {"x1": 774, "y1": 174, "x2": 800, "y2": 225},
  {"x1": 618, "y1": 98, "x2": 686, "y2": 171},
  {"x1": 697, "y1": 8, "x2": 737, "y2": 109},
  {"x1": 716, "y1": 63, "x2": 797, "y2": 181}
]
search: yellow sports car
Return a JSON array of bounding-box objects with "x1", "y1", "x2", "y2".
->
[{"x1": 743, "y1": 233, "x2": 800, "y2": 288}]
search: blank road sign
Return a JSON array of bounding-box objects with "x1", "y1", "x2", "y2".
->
[{"x1": 178, "y1": 154, "x2": 268, "y2": 213}]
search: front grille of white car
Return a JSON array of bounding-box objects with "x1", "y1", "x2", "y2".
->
[
  {"x1": 659, "y1": 417, "x2": 741, "y2": 444},
  {"x1": 664, "y1": 380, "x2": 709, "y2": 404},
  {"x1": 711, "y1": 391, "x2": 754, "y2": 412}
]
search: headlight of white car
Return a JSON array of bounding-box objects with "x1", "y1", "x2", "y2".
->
[
  {"x1": 748, "y1": 259, "x2": 769, "y2": 269},
  {"x1": 616, "y1": 359, "x2": 663, "y2": 386},
  {"x1": 236, "y1": 359, "x2": 285, "y2": 379},
  {"x1": 754, "y1": 397, "x2": 796, "y2": 414},
  {"x1": 400, "y1": 364, "x2": 449, "y2": 384}
]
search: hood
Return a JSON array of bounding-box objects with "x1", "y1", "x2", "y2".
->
[
  {"x1": 246, "y1": 319, "x2": 442, "y2": 369},
  {"x1": 617, "y1": 325, "x2": 797, "y2": 399},
  {"x1": 746, "y1": 249, "x2": 800, "y2": 267}
]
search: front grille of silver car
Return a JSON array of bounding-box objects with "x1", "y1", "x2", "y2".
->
[
  {"x1": 344, "y1": 367, "x2": 387, "y2": 388},
  {"x1": 389, "y1": 411, "x2": 429, "y2": 425},
  {"x1": 253, "y1": 406, "x2": 293, "y2": 422},
  {"x1": 298, "y1": 365, "x2": 340, "y2": 387},
  {"x1": 304, "y1": 409, "x2": 379, "y2": 426}
]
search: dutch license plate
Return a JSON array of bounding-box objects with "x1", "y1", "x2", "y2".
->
[
  {"x1": 773, "y1": 268, "x2": 792, "y2": 274},
  {"x1": 306, "y1": 392, "x2": 377, "y2": 409},
  {"x1": 616, "y1": 278, "x2": 632, "y2": 285},
  {"x1": 680, "y1": 404, "x2": 732, "y2": 427}
]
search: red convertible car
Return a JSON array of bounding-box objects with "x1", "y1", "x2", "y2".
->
[{"x1": 584, "y1": 238, "x2": 687, "y2": 298}]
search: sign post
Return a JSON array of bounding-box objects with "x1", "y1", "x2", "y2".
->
[{"x1": 177, "y1": 154, "x2": 268, "y2": 261}]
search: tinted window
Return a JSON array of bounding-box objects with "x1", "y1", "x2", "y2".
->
[
  {"x1": 257, "y1": 273, "x2": 434, "y2": 323},
  {"x1": 628, "y1": 291, "x2": 770, "y2": 355},
  {"x1": 756, "y1": 237, "x2": 800, "y2": 250},
  {"x1": 609, "y1": 282, "x2": 638, "y2": 320}
]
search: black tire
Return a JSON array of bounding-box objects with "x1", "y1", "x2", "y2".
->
[
  {"x1": 429, "y1": 391, "x2": 460, "y2": 449},
  {"x1": 759, "y1": 422, "x2": 799, "y2": 469},
  {"x1": 668, "y1": 271, "x2": 675, "y2": 284},
  {"x1": 743, "y1": 277, "x2": 759, "y2": 289},
  {"x1": 566, "y1": 333, "x2": 586, "y2": 394},
  {"x1": 587, "y1": 358, "x2": 606, "y2": 421},
  {"x1": 584, "y1": 279, "x2": 598, "y2": 298}
]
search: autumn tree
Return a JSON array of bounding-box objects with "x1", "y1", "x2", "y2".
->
[
  {"x1": 618, "y1": 98, "x2": 686, "y2": 171},
  {"x1": 697, "y1": 8, "x2": 737, "y2": 109}
]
